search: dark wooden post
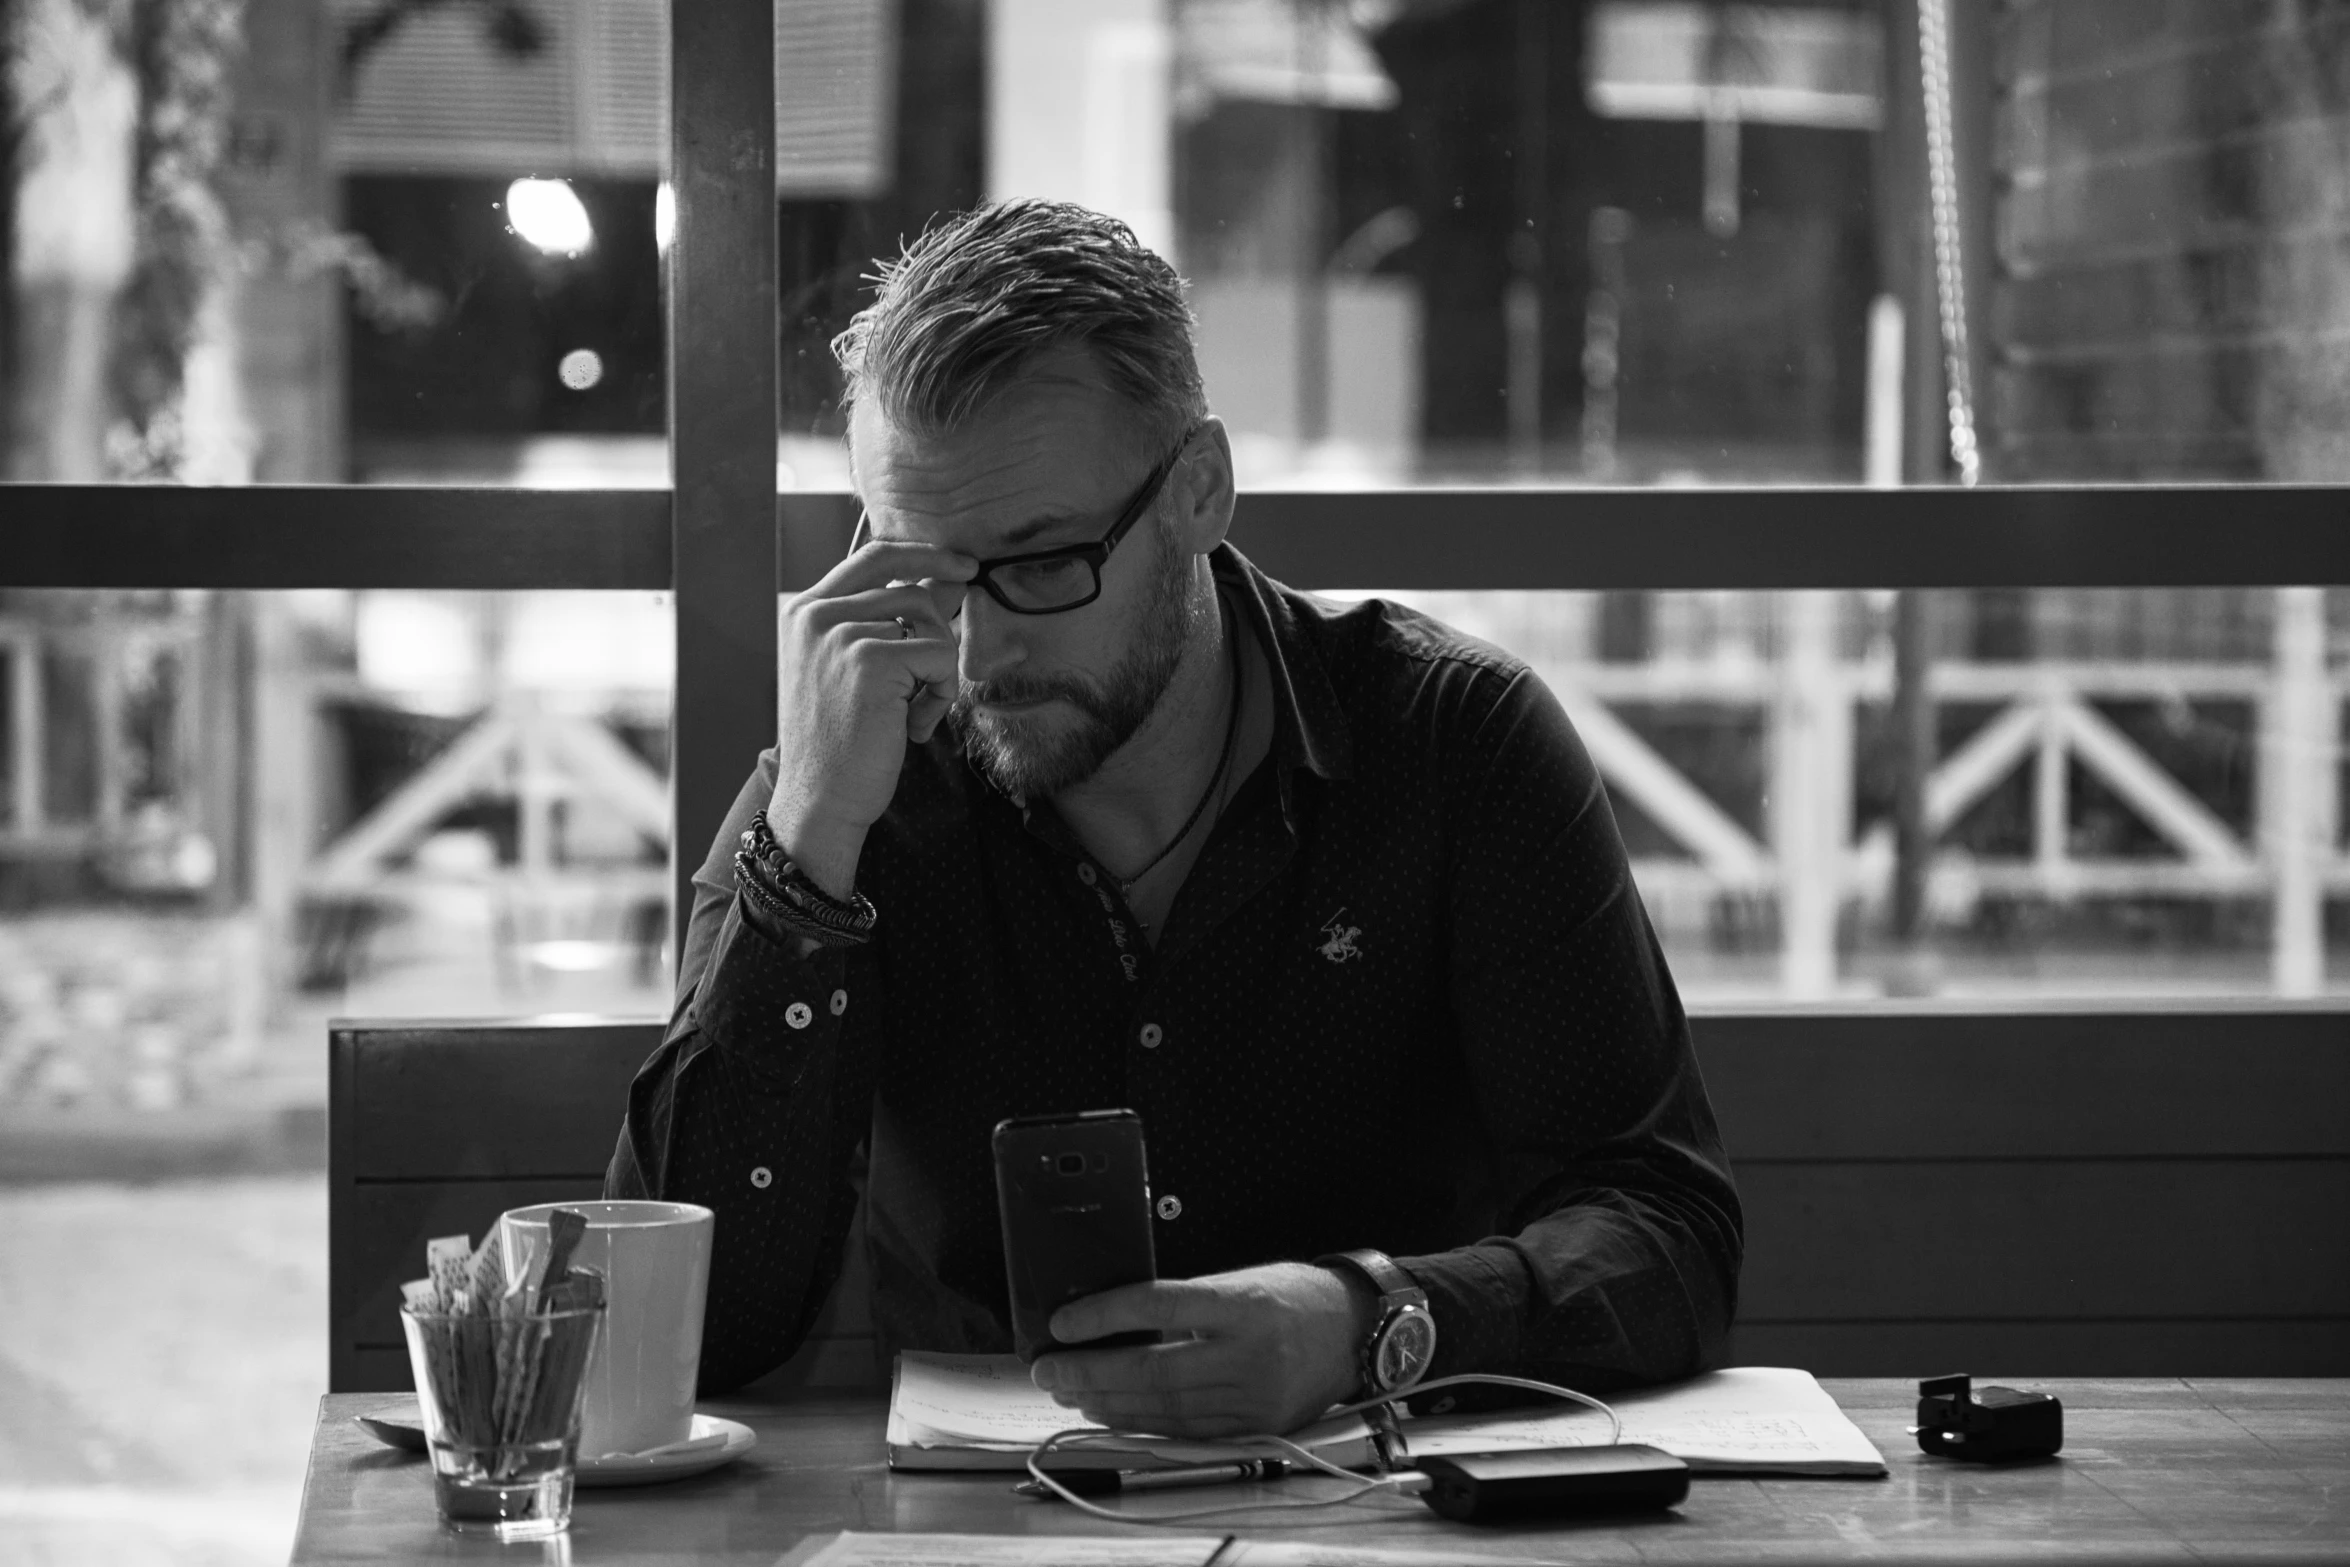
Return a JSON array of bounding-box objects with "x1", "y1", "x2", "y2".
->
[
  {"x1": 1504, "y1": 0, "x2": 1548, "y2": 469},
  {"x1": 1881, "y1": 0, "x2": 1998, "y2": 985},
  {"x1": 669, "y1": 0, "x2": 779, "y2": 957},
  {"x1": 1877, "y1": 0, "x2": 1939, "y2": 979}
]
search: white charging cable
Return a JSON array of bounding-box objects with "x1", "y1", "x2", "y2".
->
[{"x1": 1020, "y1": 1372, "x2": 1623, "y2": 1527}]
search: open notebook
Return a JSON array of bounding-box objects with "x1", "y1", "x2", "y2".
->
[{"x1": 886, "y1": 1354, "x2": 1887, "y2": 1477}]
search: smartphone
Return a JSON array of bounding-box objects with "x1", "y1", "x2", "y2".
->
[{"x1": 992, "y1": 1109, "x2": 1159, "y2": 1361}]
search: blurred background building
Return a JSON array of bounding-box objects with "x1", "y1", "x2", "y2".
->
[{"x1": 1, "y1": 2, "x2": 2345, "y2": 1561}]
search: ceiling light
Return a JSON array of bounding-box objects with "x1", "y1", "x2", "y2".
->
[
  {"x1": 506, "y1": 178, "x2": 593, "y2": 256},
  {"x1": 558, "y1": 349, "x2": 604, "y2": 390}
]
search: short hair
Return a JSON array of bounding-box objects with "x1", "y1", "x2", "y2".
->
[{"x1": 833, "y1": 199, "x2": 1206, "y2": 449}]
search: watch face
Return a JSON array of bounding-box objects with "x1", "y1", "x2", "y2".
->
[{"x1": 1373, "y1": 1304, "x2": 1438, "y2": 1390}]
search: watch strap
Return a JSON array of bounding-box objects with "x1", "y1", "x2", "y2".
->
[
  {"x1": 1321, "y1": 1247, "x2": 1421, "y2": 1304},
  {"x1": 1317, "y1": 1248, "x2": 1436, "y2": 1398}
]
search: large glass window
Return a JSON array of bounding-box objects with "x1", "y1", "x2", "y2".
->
[
  {"x1": 0, "y1": 589, "x2": 673, "y2": 1117},
  {"x1": 0, "y1": 585, "x2": 669, "y2": 1563},
  {"x1": 1, "y1": 0, "x2": 680, "y2": 486},
  {"x1": 24, "y1": 2, "x2": 2338, "y2": 491},
  {"x1": 958, "y1": 1, "x2": 2350, "y2": 490},
  {"x1": 1329, "y1": 583, "x2": 2347, "y2": 1000},
  {"x1": 331, "y1": 0, "x2": 677, "y2": 485}
]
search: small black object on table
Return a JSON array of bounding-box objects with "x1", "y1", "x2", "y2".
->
[{"x1": 1916, "y1": 1373, "x2": 2063, "y2": 1461}]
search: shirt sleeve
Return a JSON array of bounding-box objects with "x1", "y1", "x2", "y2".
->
[
  {"x1": 602, "y1": 749, "x2": 877, "y2": 1392},
  {"x1": 1399, "y1": 664, "x2": 1744, "y2": 1395}
]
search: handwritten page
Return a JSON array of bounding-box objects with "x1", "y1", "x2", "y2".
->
[
  {"x1": 892, "y1": 1353, "x2": 1094, "y2": 1449},
  {"x1": 1404, "y1": 1367, "x2": 1887, "y2": 1476}
]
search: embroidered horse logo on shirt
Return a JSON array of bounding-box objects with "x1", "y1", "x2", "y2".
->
[{"x1": 1318, "y1": 909, "x2": 1364, "y2": 964}]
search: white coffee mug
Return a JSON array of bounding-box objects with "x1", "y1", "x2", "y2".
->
[{"x1": 499, "y1": 1199, "x2": 713, "y2": 1459}]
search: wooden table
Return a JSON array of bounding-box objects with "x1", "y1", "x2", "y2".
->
[{"x1": 291, "y1": 1379, "x2": 2349, "y2": 1564}]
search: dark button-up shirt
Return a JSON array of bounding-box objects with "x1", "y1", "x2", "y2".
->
[{"x1": 607, "y1": 545, "x2": 1742, "y2": 1395}]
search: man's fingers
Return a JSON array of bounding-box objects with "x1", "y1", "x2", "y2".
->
[
  {"x1": 906, "y1": 686, "x2": 954, "y2": 744},
  {"x1": 801, "y1": 583, "x2": 960, "y2": 636},
  {"x1": 860, "y1": 648, "x2": 958, "y2": 723},
  {"x1": 1051, "y1": 1278, "x2": 1253, "y2": 1345},
  {"x1": 816, "y1": 592, "x2": 959, "y2": 695},
  {"x1": 813, "y1": 538, "x2": 976, "y2": 598},
  {"x1": 1033, "y1": 1335, "x2": 1251, "y2": 1397},
  {"x1": 920, "y1": 576, "x2": 967, "y2": 627}
]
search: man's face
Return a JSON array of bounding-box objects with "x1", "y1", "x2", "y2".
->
[{"x1": 850, "y1": 351, "x2": 1205, "y2": 798}]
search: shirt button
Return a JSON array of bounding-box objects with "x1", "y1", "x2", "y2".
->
[
  {"x1": 1156, "y1": 1195, "x2": 1183, "y2": 1221},
  {"x1": 1138, "y1": 1022, "x2": 1163, "y2": 1049},
  {"x1": 829, "y1": 988, "x2": 848, "y2": 1016},
  {"x1": 1077, "y1": 863, "x2": 1098, "y2": 886},
  {"x1": 750, "y1": 1166, "x2": 772, "y2": 1189},
  {"x1": 785, "y1": 1001, "x2": 813, "y2": 1029}
]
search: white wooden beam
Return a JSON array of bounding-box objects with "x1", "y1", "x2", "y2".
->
[
  {"x1": 1772, "y1": 592, "x2": 1849, "y2": 998},
  {"x1": 2264, "y1": 586, "x2": 2332, "y2": 995},
  {"x1": 2057, "y1": 697, "x2": 2252, "y2": 870},
  {"x1": 1924, "y1": 697, "x2": 2039, "y2": 832},
  {"x1": 1555, "y1": 685, "x2": 1771, "y2": 887},
  {"x1": 539, "y1": 710, "x2": 670, "y2": 844},
  {"x1": 305, "y1": 709, "x2": 518, "y2": 892}
]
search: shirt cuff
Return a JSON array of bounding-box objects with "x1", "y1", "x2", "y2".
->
[
  {"x1": 1394, "y1": 1243, "x2": 1528, "y2": 1383},
  {"x1": 691, "y1": 890, "x2": 854, "y2": 1081}
]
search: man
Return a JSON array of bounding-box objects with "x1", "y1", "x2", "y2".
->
[{"x1": 608, "y1": 199, "x2": 1740, "y2": 1440}]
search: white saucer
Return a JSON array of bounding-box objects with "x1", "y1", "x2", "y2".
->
[{"x1": 577, "y1": 1415, "x2": 757, "y2": 1487}]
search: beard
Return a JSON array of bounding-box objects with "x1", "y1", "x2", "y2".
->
[{"x1": 950, "y1": 521, "x2": 1207, "y2": 800}]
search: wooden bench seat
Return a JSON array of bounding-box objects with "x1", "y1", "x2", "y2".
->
[{"x1": 328, "y1": 1004, "x2": 2350, "y2": 1393}]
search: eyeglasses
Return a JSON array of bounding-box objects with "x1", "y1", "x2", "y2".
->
[{"x1": 856, "y1": 427, "x2": 1197, "y2": 616}]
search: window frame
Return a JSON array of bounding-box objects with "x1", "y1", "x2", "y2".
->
[{"x1": 8, "y1": 482, "x2": 2344, "y2": 594}]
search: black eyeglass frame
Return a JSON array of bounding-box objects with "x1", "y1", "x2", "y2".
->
[{"x1": 855, "y1": 425, "x2": 1201, "y2": 616}]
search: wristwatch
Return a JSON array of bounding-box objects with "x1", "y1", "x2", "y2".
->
[{"x1": 1318, "y1": 1248, "x2": 1438, "y2": 1397}]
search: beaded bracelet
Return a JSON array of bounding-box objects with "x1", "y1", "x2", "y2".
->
[
  {"x1": 734, "y1": 848, "x2": 877, "y2": 946},
  {"x1": 733, "y1": 859, "x2": 860, "y2": 947},
  {"x1": 734, "y1": 811, "x2": 877, "y2": 945}
]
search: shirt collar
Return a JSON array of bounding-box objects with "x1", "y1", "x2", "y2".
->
[{"x1": 1212, "y1": 542, "x2": 1353, "y2": 785}]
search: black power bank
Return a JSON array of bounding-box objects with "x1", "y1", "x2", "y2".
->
[{"x1": 1414, "y1": 1445, "x2": 1691, "y2": 1522}]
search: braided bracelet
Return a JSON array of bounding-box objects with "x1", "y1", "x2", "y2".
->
[
  {"x1": 735, "y1": 813, "x2": 877, "y2": 944},
  {"x1": 734, "y1": 850, "x2": 872, "y2": 947}
]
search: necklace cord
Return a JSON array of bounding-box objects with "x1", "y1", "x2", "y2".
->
[{"x1": 1115, "y1": 626, "x2": 1244, "y2": 896}]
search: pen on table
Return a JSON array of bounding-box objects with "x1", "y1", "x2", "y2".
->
[{"x1": 1013, "y1": 1458, "x2": 1293, "y2": 1499}]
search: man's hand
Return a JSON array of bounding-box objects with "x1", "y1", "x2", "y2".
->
[
  {"x1": 1029, "y1": 1262, "x2": 1375, "y2": 1439},
  {"x1": 769, "y1": 540, "x2": 973, "y2": 899}
]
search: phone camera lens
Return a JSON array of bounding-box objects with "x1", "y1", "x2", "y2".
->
[{"x1": 1056, "y1": 1152, "x2": 1085, "y2": 1176}]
